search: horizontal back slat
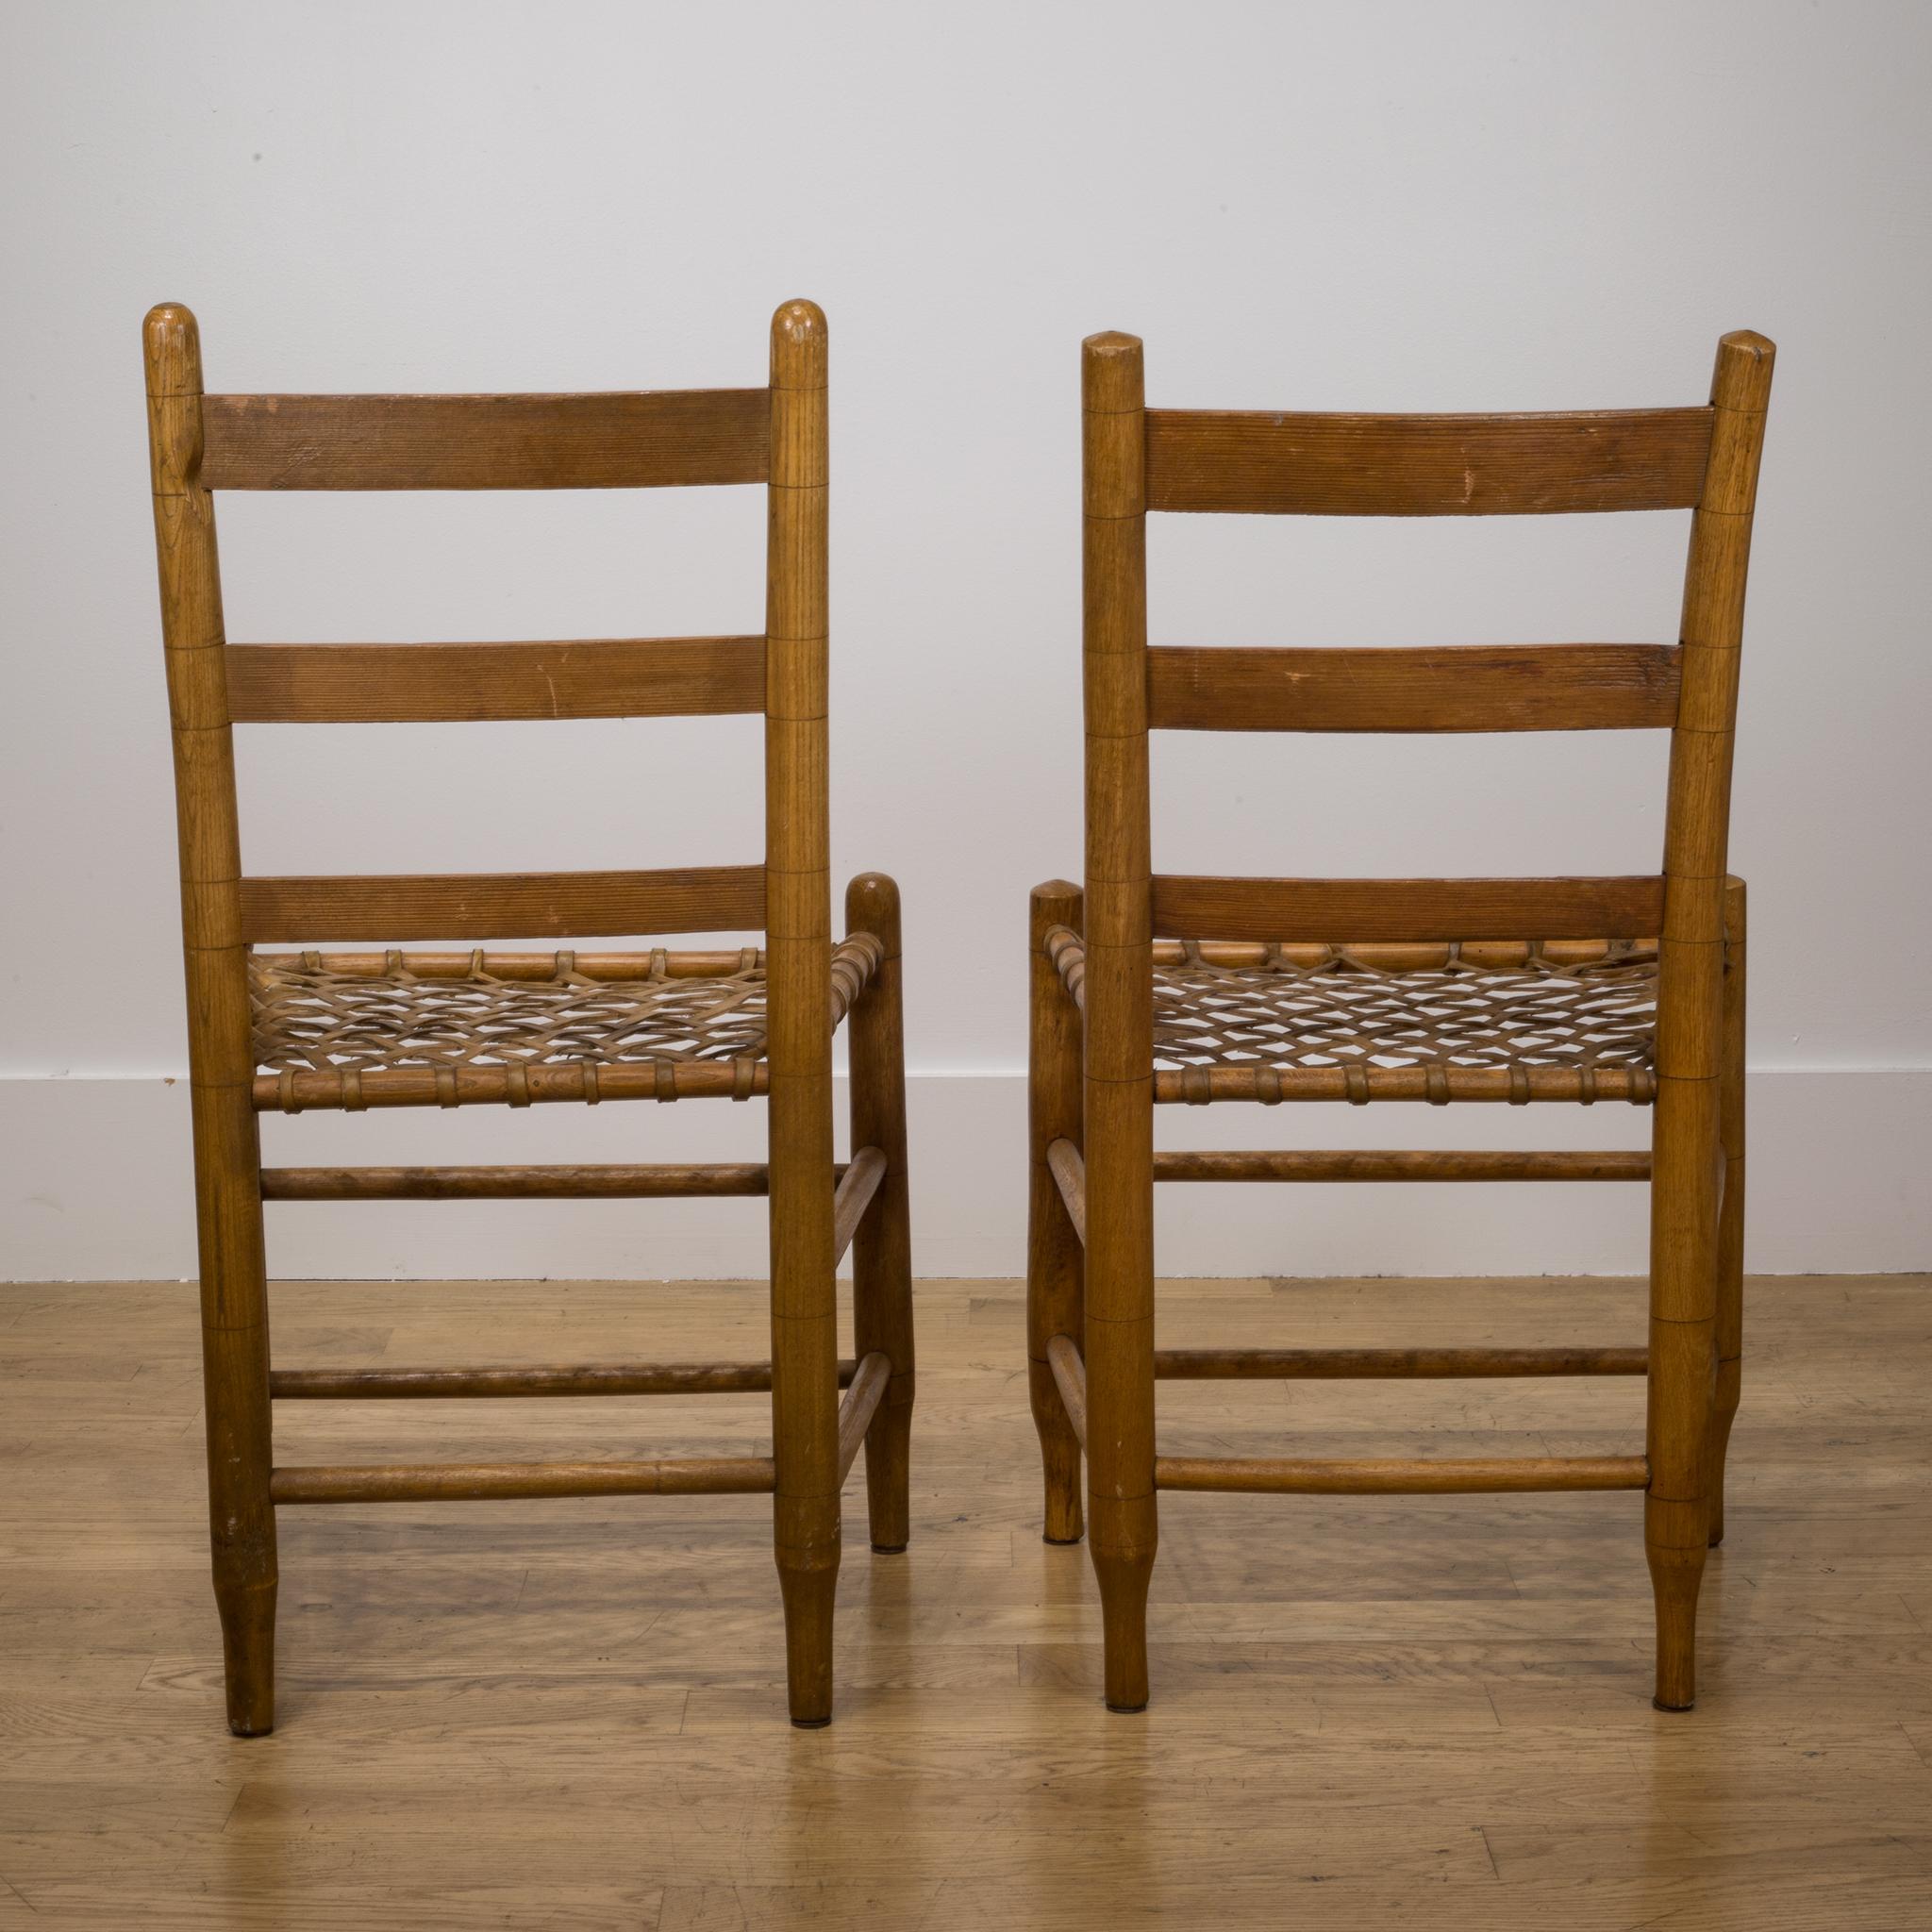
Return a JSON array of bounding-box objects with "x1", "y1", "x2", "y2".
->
[
  {"x1": 1150, "y1": 874, "x2": 1665, "y2": 942},
  {"x1": 239, "y1": 865, "x2": 766, "y2": 942},
  {"x1": 1144, "y1": 407, "x2": 1712, "y2": 516},
  {"x1": 1147, "y1": 642, "x2": 1682, "y2": 733},
  {"x1": 200, "y1": 389, "x2": 770, "y2": 491},
  {"x1": 225, "y1": 637, "x2": 766, "y2": 723}
]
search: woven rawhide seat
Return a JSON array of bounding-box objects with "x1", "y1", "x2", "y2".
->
[
  {"x1": 1045, "y1": 928, "x2": 1657, "y2": 1105},
  {"x1": 249, "y1": 936, "x2": 884, "y2": 1112}
]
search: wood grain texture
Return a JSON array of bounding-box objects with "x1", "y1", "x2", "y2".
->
[
  {"x1": 268, "y1": 1360, "x2": 861, "y2": 1400},
  {"x1": 258, "y1": 1162, "x2": 781, "y2": 1200},
  {"x1": 270, "y1": 1457, "x2": 778, "y2": 1503},
  {"x1": 237, "y1": 865, "x2": 766, "y2": 942},
  {"x1": 4, "y1": 1271, "x2": 1929, "y2": 1926},
  {"x1": 143, "y1": 303, "x2": 279, "y2": 1736},
  {"x1": 1144, "y1": 407, "x2": 1713, "y2": 515},
  {"x1": 1146, "y1": 643, "x2": 1682, "y2": 733},
  {"x1": 1046, "y1": 1138, "x2": 1088, "y2": 1246},
  {"x1": 1154, "y1": 1347, "x2": 1648, "y2": 1379},
  {"x1": 1156, "y1": 1456, "x2": 1652, "y2": 1493},
  {"x1": 200, "y1": 388, "x2": 770, "y2": 490},
  {"x1": 1153, "y1": 1150, "x2": 1652, "y2": 1182},
  {"x1": 225, "y1": 637, "x2": 766, "y2": 723},
  {"x1": 1150, "y1": 874, "x2": 1665, "y2": 942},
  {"x1": 1027, "y1": 880, "x2": 1087, "y2": 1544}
]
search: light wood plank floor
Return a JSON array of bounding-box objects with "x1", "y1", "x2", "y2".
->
[{"x1": 3, "y1": 1273, "x2": 1929, "y2": 1928}]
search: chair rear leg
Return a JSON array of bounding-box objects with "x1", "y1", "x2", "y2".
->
[
  {"x1": 1646, "y1": 1071, "x2": 1723, "y2": 1710},
  {"x1": 1084, "y1": 1078, "x2": 1157, "y2": 1712},
  {"x1": 1708, "y1": 878, "x2": 1747, "y2": 1547},
  {"x1": 768, "y1": 1033, "x2": 842, "y2": 1725},
  {"x1": 1028, "y1": 883, "x2": 1086, "y2": 1543},
  {"x1": 194, "y1": 1089, "x2": 278, "y2": 1736},
  {"x1": 846, "y1": 874, "x2": 914, "y2": 1555}
]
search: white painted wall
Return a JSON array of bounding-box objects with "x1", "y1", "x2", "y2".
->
[{"x1": 3, "y1": 1, "x2": 1927, "y2": 1279}]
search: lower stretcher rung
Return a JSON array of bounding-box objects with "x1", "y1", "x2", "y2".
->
[
  {"x1": 269, "y1": 1358, "x2": 859, "y2": 1399},
  {"x1": 1154, "y1": 1346, "x2": 1646, "y2": 1380},
  {"x1": 271, "y1": 1457, "x2": 777, "y2": 1504},
  {"x1": 1154, "y1": 1455, "x2": 1649, "y2": 1495}
]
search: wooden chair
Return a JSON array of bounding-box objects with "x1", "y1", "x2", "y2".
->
[
  {"x1": 142, "y1": 298, "x2": 913, "y2": 1732},
  {"x1": 1029, "y1": 327, "x2": 1772, "y2": 1712}
]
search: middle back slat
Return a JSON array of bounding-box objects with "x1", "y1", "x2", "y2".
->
[
  {"x1": 1144, "y1": 406, "x2": 1713, "y2": 516},
  {"x1": 225, "y1": 637, "x2": 766, "y2": 723},
  {"x1": 1147, "y1": 642, "x2": 1682, "y2": 733}
]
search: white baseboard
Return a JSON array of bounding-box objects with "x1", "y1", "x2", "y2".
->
[{"x1": 2, "y1": 1069, "x2": 1925, "y2": 1280}]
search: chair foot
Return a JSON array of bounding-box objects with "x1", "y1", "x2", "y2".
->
[
  {"x1": 1707, "y1": 1357, "x2": 1741, "y2": 1547},
  {"x1": 871, "y1": 1541, "x2": 908, "y2": 1556},
  {"x1": 1029, "y1": 1358, "x2": 1086, "y2": 1545},
  {"x1": 776, "y1": 1548, "x2": 839, "y2": 1727},
  {"x1": 1646, "y1": 1513, "x2": 1707, "y2": 1712},
  {"x1": 790, "y1": 1716, "x2": 832, "y2": 1730},
  {"x1": 1043, "y1": 1532, "x2": 1084, "y2": 1547},
  {"x1": 215, "y1": 1575, "x2": 277, "y2": 1737},
  {"x1": 861, "y1": 1398, "x2": 913, "y2": 1557},
  {"x1": 1091, "y1": 1524, "x2": 1156, "y2": 1714}
]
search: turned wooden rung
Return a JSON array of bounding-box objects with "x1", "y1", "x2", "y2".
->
[
  {"x1": 270, "y1": 1457, "x2": 778, "y2": 1504},
  {"x1": 1152, "y1": 1151, "x2": 1651, "y2": 1183},
  {"x1": 835, "y1": 1351, "x2": 893, "y2": 1483},
  {"x1": 1045, "y1": 1334, "x2": 1088, "y2": 1451},
  {"x1": 269, "y1": 1358, "x2": 861, "y2": 1400},
  {"x1": 1154, "y1": 1455, "x2": 1651, "y2": 1495},
  {"x1": 1046, "y1": 1139, "x2": 1086, "y2": 1244},
  {"x1": 1155, "y1": 1346, "x2": 1646, "y2": 1380},
  {"x1": 260, "y1": 1162, "x2": 791, "y2": 1201}
]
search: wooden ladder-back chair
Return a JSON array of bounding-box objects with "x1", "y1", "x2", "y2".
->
[
  {"x1": 143, "y1": 298, "x2": 913, "y2": 1732},
  {"x1": 1029, "y1": 327, "x2": 1772, "y2": 1713}
]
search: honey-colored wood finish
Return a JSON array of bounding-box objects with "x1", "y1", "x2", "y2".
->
[
  {"x1": 144, "y1": 304, "x2": 279, "y2": 1738},
  {"x1": 258, "y1": 1162, "x2": 788, "y2": 1199},
  {"x1": 238, "y1": 865, "x2": 767, "y2": 944},
  {"x1": 845, "y1": 874, "x2": 916, "y2": 1555},
  {"x1": 1154, "y1": 1346, "x2": 1648, "y2": 1379},
  {"x1": 142, "y1": 300, "x2": 911, "y2": 1732},
  {"x1": 1147, "y1": 641, "x2": 1682, "y2": 734},
  {"x1": 1150, "y1": 874, "x2": 1665, "y2": 943},
  {"x1": 1042, "y1": 326, "x2": 1773, "y2": 1715},
  {"x1": 199, "y1": 387, "x2": 770, "y2": 491},
  {"x1": 1144, "y1": 405, "x2": 1714, "y2": 515},
  {"x1": 1027, "y1": 881, "x2": 1088, "y2": 1544},
  {"x1": 3, "y1": 1272, "x2": 1926, "y2": 1927},
  {"x1": 225, "y1": 636, "x2": 766, "y2": 723},
  {"x1": 1081, "y1": 331, "x2": 1158, "y2": 1713},
  {"x1": 1153, "y1": 1149, "x2": 1651, "y2": 1182}
]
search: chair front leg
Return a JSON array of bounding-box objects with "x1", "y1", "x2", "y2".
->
[
  {"x1": 845, "y1": 873, "x2": 914, "y2": 1555},
  {"x1": 1708, "y1": 877, "x2": 1747, "y2": 1547},
  {"x1": 1028, "y1": 882, "x2": 1086, "y2": 1543},
  {"x1": 193, "y1": 1082, "x2": 278, "y2": 1736}
]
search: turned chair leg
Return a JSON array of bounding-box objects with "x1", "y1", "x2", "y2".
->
[
  {"x1": 1084, "y1": 1074, "x2": 1157, "y2": 1713},
  {"x1": 1708, "y1": 878, "x2": 1747, "y2": 1548},
  {"x1": 846, "y1": 874, "x2": 914, "y2": 1555},
  {"x1": 769, "y1": 1095, "x2": 841, "y2": 1726},
  {"x1": 1028, "y1": 882, "x2": 1087, "y2": 1544},
  {"x1": 1645, "y1": 1069, "x2": 1723, "y2": 1710},
  {"x1": 195, "y1": 1091, "x2": 278, "y2": 1737}
]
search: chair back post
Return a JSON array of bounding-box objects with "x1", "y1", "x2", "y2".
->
[
  {"x1": 1646, "y1": 329, "x2": 1774, "y2": 1707},
  {"x1": 762, "y1": 298, "x2": 841, "y2": 1722},
  {"x1": 1080, "y1": 329, "x2": 1158, "y2": 1711},
  {"x1": 142, "y1": 303, "x2": 277, "y2": 1733}
]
